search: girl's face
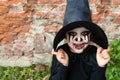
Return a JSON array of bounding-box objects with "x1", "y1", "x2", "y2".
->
[{"x1": 66, "y1": 27, "x2": 91, "y2": 53}]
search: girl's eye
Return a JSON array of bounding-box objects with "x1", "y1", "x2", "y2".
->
[
  {"x1": 81, "y1": 31, "x2": 90, "y2": 36},
  {"x1": 67, "y1": 32, "x2": 77, "y2": 36}
]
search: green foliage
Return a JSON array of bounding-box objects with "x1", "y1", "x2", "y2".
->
[
  {"x1": 106, "y1": 39, "x2": 120, "y2": 80},
  {"x1": 0, "y1": 64, "x2": 50, "y2": 80}
]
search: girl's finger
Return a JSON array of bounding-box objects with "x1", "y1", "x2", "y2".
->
[
  {"x1": 97, "y1": 47, "x2": 103, "y2": 54},
  {"x1": 52, "y1": 49, "x2": 57, "y2": 55}
]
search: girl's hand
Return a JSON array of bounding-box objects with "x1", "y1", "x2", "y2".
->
[
  {"x1": 52, "y1": 49, "x2": 69, "y2": 66},
  {"x1": 96, "y1": 47, "x2": 110, "y2": 67}
]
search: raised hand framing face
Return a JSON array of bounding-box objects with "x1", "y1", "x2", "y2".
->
[
  {"x1": 89, "y1": 41, "x2": 110, "y2": 67},
  {"x1": 52, "y1": 49, "x2": 69, "y2": 66},
  {"x1": 96, "y1": 47, "x2": 110, "y2": 67}
]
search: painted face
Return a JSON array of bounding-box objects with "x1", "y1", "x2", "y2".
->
[{"x1": 66, "y1": 27, "x2": 91, "y2": 53}]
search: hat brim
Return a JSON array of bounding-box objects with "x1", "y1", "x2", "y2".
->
[{"x1": 53, "y1": 21, "x2": 108, "y2": 51}]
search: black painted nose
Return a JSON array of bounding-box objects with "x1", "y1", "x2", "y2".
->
[{"x1": 75, "y1": 37, "x2": 83, "y2": 42}]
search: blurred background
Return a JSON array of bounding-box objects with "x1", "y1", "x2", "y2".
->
[{"x1": 0, "y1": 0, "x2": 120, "y2": 80}]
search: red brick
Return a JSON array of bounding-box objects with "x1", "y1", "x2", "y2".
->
[
  {"x1": 45, "y1": 25, "x2": 59, "y2": 32},
  {"x1": 0, "y1": 1, "x2": 11, "y2": 6},
  {"x1": 46, "y1": 4, "x2": 57, "y2": 10},
  {"x1": 0, "y1": 16, "x2": 6, "y2": 24},
  {"x1": 96, "y1": 5, "x2": 106, "y2": 13},
  {"x1": 92, "y1": 14, "x2": 102, "y2": 21},
  {"x1": 13, "y1": 27, "x2": 22, "y2": 33},
  {"x1": 112, "y1": 0, "x2": 120, "y2": 5},
  {"x1": 35, "y1": 11, "x2": 50, "y2": 19},
  {"x1": 0, "y1": 34, "x2": 5, "y2": 40},
  {"x1": 113, "y1": 17, "x2": 120, "y2": 24},
  {"x1": 3, "y1": 13, "x2": 29, "y2": 25},
  {"x1": 38, "y1": 0, "x2": 65, "y2": 4},
  {"x1": 39, "y1": 0, "x2": 45, "y2": 4},
  {"x1": 89, "y1": 0, "x2": 100, "y2": 4},
  {"x1": 20, "y1": 25, "x2": 30, "y2": 33},
  {"x1": 0, "y1": 25, "x2": 9, "y2": 33},
  {"x1": 50, "y1": 0, "x2": 65, "y2": 4},
  {"x1": 5, "y1": 13, "x2": 32, "y2": 20},
  {"x1": 0, "y1": 6, "x2": 8, "y2": 14},
  {"x1": 12, "y1": 0, "x2": 25, "y2": 3},
  {"x1": 35, "y1": 12, "x2": 44, "y2": 17},
  {"x1": 0, "y1": 0, "x2": 24, "y2": 6},
  {"x1": 23, "y1": 4, "x2": 33, "y2": 12},
  {"x1": 101, "y1": 0, "x2": 111, "y2": 5},
  {"x1": 27, "y1": 0, "x2": 36, "y2": 4},
  {"x1": 2, "y1": 33, "x2": 16, "y2": 43},
  {"x1": 13, "y1": 25, "x2": 29, "y2": 33}
]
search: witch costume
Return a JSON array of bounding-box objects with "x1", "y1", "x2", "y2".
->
[{"x1": 49, "y1": 0, "x2": 108, "y2": 80}]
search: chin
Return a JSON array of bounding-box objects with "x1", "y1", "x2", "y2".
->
[{"x1": 71, "y1": 49, "x2": 84, "y2": 54}]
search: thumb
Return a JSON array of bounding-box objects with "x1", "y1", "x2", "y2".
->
[
  {"x1": 107, "y1": 47, "x2": 110, "y2": 52},
  {"x1": 52, "y1": 49, "x2": 57, "y2": 55},
  {"x1": 97, "y1": 47, "x2": 103, "y2": 54}
]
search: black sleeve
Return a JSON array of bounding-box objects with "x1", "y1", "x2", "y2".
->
[
  {"x1": 49, "y1": 55, "x2": 68, "y2": 80},
  {"x1": 89, "y1": 51, "x2": 107, "y2": 80},
  {"x1": 90, "y1": 65, "x2": 107, "y2": 80}
]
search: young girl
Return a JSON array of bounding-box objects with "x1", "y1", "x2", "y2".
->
[{"x1": 49, "y1": 0, "x2": 110, "y2": 80}]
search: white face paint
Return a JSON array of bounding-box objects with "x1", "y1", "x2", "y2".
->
[{"x1": 66, "y1": 27, "x2": 91, "y2": 53}]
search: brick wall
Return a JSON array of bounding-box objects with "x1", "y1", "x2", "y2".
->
[{"x1": 0, "y1": 0, "x2": 120, "y2": 66}]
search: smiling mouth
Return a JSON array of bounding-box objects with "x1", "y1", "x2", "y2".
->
[{"x1": 73, "y1": 43, "x2": 85, "y2": 49}]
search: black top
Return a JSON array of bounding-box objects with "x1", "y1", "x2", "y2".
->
[{"x1": 49, "y1": 44, "x2": 106, "y2": 80}]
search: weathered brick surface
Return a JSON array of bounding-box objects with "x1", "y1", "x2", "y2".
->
[{"x1": 0, "y1": 0, "x2": 119, "y2": 66}]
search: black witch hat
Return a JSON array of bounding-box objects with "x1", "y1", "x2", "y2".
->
[{"x1": 53, "y1": 0, "x2": 108, "y2": 51}]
